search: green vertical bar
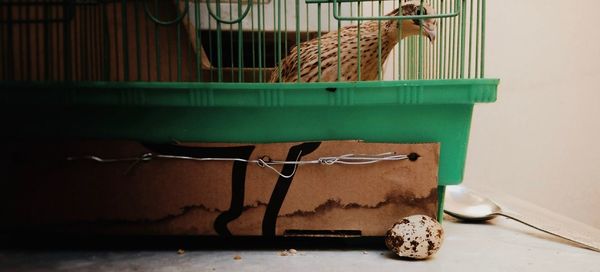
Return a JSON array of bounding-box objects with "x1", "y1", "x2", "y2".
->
[
  {"x1": 25, "y1": 5, "x2": 32, "y2": 80},
  {"x1": 317, "y1": 3, "x2": 322, "y2": 82},
  {"x1": 397, "y1": 2, "x2": 403, "y2": 80},
  {"x1": 445, "y1": 0, "x2": 450, "y2": 79},
  {"x1": 277, "y1": 0, "x2": 282, "y2": 81},
  {"x1": 93, "y1": 4, "x2": 101, "y2": 80},
  {"x1": 390, "y1": 1, "x2": 394, "y2": 80},
  {"x1": 70, "y1": 3, "x2": 78, "y2": 80},
  {"x1": 452, "y1": 0, "x2": 457, "y2": 79},
  {"x1": 175, "y1": 0, "x2": 182, "y2": 82},
  {"x1": 43, "y1": 4, "x2": 50, "y2": 80},
  {"x1": 177, "y1": 16, "x2": 182, "y2": 81},
  {"x1": 407, "y1": 37, "x2": 412, "y2": 79},
  {"x1": 474, "y1": 0, "x2": 480, "y2": 78},
  {"x1": 430, "y1": 14, "x2": 434, "y2": 79},
  {"x1": 250, "y1": 2, "x2": 256, "y2": 82},
  {"x1": 84, "y1": 3, "x2": 89, "y2": 80},
  {"x1": 85, "y1": 4, "x2": 91, "y2": 80},
  {"x1": 356, "y1": 2, "x2": 361, "y2": 81},
  {"x1": 257, "y1": 0, "x2": 263, "y2": 82},
  {"x1": 154, "y1": 0, "x2": 162, "y2": 81},
  {"x1": 53, "y1": 5, "x2": 60, "y2": 80},
  {"x1": 480, "y1": 0, "x2": 486, "y2": 78},
  {"x1": 467, "y1": 0, "x2": 473, "y2": 78},
  {"x1": 455, "y1": 0, "x2": 460, "y2": 78},
  {"x1": 216, "y1": 0, "x2": 223, "y2": 82},
  {"x1": 438, "y1": 0, "x2": 444, "y2": 79},
  {"x1": 102, "y1": 2, "x2": 110, "y2": 80},
  {"x1": 417, "y1": 0, "x2": 424, "y2": 80},
  {"x1": 428, "y1": 22, "x2": 432, "y2": 79},
  {"x1": 377, "y1": 0, "x2": 382, "y2": 80},
  {"x1": 336, "y1": 2, "x2": 341, "y2": 81},
  {"x1": 437, "y1": 0, "x2": 441, "y2": 79},
  {"x1": 403, "y1": 36, "x2": 408, "y2": 80},
  {"x1": 112, "y1": 2, "x2": 120, "y2": 80},
  {"x1": 187, "y1": 1, "x2": 194, "y2": 81},
  {"x1": 79, "y1": 4, "x2": 87, "y2": 80},
  {"x1": 86, "y1": 4, "x2": 96, "y2": 80},
  {"x1": 167, "y1": 22, "x2": 173, "y2": 81},
  {"x1": 296, "y1": 0, "x2": 301, "y2": 82},
  {"x1": 238, "y1": 1, "x2": 243, "y2": 82},
  {"x1": 273, "y1": 0, "x2": 277, "y2": 78},
  {"x1": 88, "y1": 4, "x2": 97, "y2": 80},
  {"x1": 229, "y1": 0, "x2": 234, "y2": 81},
  {"x1": 18, "y1": 3, "x2": 25, "y2": 80},
  {"x1": 413, "y1": 37, "x2": 418, "y2": 79},
  {"x1": 459, "y1": 0, "x2": 466, "y2": 78},
  {"x1": 284, "y1": 0, "x2": 288, "y2": 58},
  {"x1": 134, "y1": 0, "x2": 142, "y2": 81},
  {"x1": 195, "y1": 0, "x2": 202, "y2": 82},
  {"x1": 35, "y1": 5, "x2": 42, "y2": 80},
  {"x1": 406, "y1": 38, "x2": 410, "y2": 79},
  {"x1": 144, "y1": 1, "x2": 151, "y2": 81},
  {"x1": 261, "y1": 0, "x2": 266, "y2": 82},
  {"x1": 49, "y1": 5, "x2": 60, "y2": 80},
  {"x1": 449, "y1": 3, "x2": 455, "y2": 79},
  {"x1": 121, "y1": 0, "x2": 129, "y2": 80},
  {"x1": 94, "y1": 4, "x2": 100, "y2": 80},
  {"x1": 87, "y1": 3, "x2": 94, "y2": 80}
]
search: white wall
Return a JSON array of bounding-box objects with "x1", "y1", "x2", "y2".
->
[{"x1": 464, "y1": 0, "x2": 600, "y2": 228}]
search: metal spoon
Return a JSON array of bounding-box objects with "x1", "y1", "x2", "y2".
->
[{"x1": 443, "y1": 185, "x2": 600, "y2": 252}]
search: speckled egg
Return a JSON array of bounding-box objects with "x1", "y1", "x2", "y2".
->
[{"x1": 385, "y1": 215, "x2": 444, "y2": 259}]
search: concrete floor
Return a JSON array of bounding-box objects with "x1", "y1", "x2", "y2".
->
[
  {"x1": 2, "y1": 218, "x2": 599, "y2": 272},
  {"x1": 1, "y1": 249, "x2": 400, "y2": 272}
]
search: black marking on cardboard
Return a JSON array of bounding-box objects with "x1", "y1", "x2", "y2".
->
[
  {"x1": 142, "y1": 143, "x2": 255, "y2": 236},
  {"x1": 262, "y1": 142, "x2": 321, "y2": 236}
]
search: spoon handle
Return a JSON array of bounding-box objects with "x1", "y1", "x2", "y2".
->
[{"x1": 497, "y1": 211, "x2": 600, "y2": 252}]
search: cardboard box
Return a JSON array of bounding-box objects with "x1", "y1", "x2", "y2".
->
[{"x1": 0, "y1": 140, "x2": 439, "y2": 237}]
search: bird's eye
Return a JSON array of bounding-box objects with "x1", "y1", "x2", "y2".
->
[{"x1": 415, "y1": 8, "x2": 427, "y2": 16}]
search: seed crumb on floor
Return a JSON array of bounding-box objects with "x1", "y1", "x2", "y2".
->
[
  {"x1": 233, "y1": 255, "x2": 242, "y2": 260},
  {"x1": 177, "y1": 249, "x2": 185, "y2": 255},
  {"x1": 280, "y1": 249, "x2": 298, "y2": 256}
]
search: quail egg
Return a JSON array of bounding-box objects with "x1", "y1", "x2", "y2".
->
[{"x1": 385, "y1": 214, "x2": 444, "y2": 259}]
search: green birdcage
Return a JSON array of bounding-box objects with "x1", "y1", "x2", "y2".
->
[{"x1": 0, "y1": 0, "x2": 498, "y2": 219}]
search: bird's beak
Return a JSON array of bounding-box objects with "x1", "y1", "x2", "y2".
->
[{"x1": 424, "y1": 27, "x2": 436, "y2": 43}]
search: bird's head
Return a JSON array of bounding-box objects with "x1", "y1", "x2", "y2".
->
[{"x1": 386, "y1": 1, "x2": 437, "y2": 43}]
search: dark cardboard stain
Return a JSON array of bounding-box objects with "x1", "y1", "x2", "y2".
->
[
  {"x1": 279, "y1": 188, "x2": 437, "y2": 218},
  {"x1": 57, "y1": 187, "x2": 436, "y2": 227}
]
